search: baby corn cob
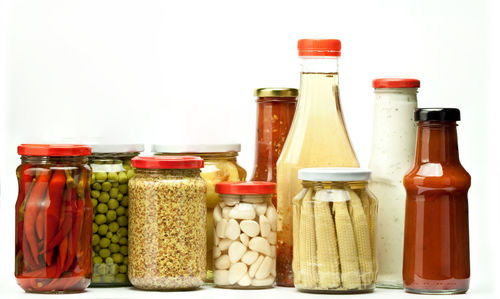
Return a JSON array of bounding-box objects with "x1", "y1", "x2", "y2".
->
[
  {"x1": 314, "y1": 200, "x2": 341, "y2": 289},
  {"x1": 293, "y1": 188, "x2": 309, "y2": 285},
  {"x1": 360, "y1": 191, "x2": 377, "y2": 276},
  {"x1": 333, "y1": 200, "x2": 361, "y2": 290},
  {"x1": 299, "y1": 190, "x2": 318, "y2": 288},
  {"x1": 347, "y1": 189, "x2": 374, "y2": 287}
]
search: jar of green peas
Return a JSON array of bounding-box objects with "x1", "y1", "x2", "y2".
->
[{"x1": 89, "y1": 144, "x2": 143, "y2": 287}]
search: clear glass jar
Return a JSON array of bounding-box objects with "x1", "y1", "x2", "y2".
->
[
  {"x1": 368, "y1": 79, "x2": 419, "y2": 289},
  {"x1": 128, "y1": 156, "x2": 207, "y2": 290},
  {"x1": 88, "y1": 144, "x2": 143, "y2": 287},
  {"x1": 15, "y1": 144, "x2": 92, "y2": 293},
  {"x1": 212, "y1": 182, "x2": 277, "y2": 289},
  {"x1": 293, "y1": 168, "x2": 377, "y2": 294},
  {"x1": 152, "y1": 144, "x2": 246, "y2": 282},
  {"x1": 276, "y1": 39, "x2": 359, "y2": 286}
]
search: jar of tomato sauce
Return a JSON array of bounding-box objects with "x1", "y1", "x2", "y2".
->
[
  {"x1": 15, "y1": 144, "x2": 92, "y2": 293},
  {"x1": 403, "y1": 108, "x2": 471, "y2": 294},
  {"x1": 250, "y1": 87, "x2": 297, "y2": 209}
]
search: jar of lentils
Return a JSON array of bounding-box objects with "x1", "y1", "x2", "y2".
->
[
  {"x1": 128, "y1": 156, "x2": 207, "y2": 290},
  {"x1": 89, "y1": 144, "x2": 143, "y2": 286}
]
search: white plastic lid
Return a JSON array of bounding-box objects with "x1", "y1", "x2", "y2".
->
[
  {"x1": 91, "y1": 144, "x2": 145, "y2": 153},
  {"x1": 298, "y1": 167, "x2": 371, "y2": 182},
  {"x1": 151, "y1": 144, "x2": 241, "y2": 153}
]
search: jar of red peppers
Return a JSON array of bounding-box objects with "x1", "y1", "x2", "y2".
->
[
  {"x1": 15, "y1": 144, "x2": 92, "y2": 293},
  {"x1": 251, "y1": 88, "x2": 297, "y2": 208}
]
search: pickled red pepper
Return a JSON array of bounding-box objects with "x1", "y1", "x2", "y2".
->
[{"x1": 15, "y1": 144, "x2": 92, "y2": 293}]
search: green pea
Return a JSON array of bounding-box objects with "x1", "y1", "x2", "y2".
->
[
  {"x1": 117, "y1": 193, "x2": 123, "y2": 201},
  {"x1": 118, "y1": 265, "x2": 127, "y2": 274},
  {"x1": 115, "y1": 274, "x2": 127, "y2": 283},
  {"x1": 93, "y1": 256, "x2": 103, "y2": 264},
  {"x1": 99, "y1": 248, "x2": 111, "y2": 258},
  {"x1": 118, "y1": 184, "x2": 128, "y2": 194},
  {"x1": 112, "y1": 182, "x2": 119, "y2": 188},
  {"x1": 99, "y1": 237, "x2": 110, "y2": 248},
  {"x1": 109, "y1": 188, "x2": 119, "y2": 199},
  {"x1": 103, "y1": 274, "x2": 114, "y2": 283},
  {"x1": 91, "y1": 173, "x2": 96, "y2": 184},
  {"x1": 117, "y1": 216, "x2": 127, "y2": 227},
  {"x1": 97, "y1": 263, "x2": 108, "y2": 275},
  {"x1": 109, "y1": 243, "x2": 120, "y2": 253},
  {"x1": 102, "y1": 182, "x2": 112, "y2": 192},
  {"x1": 97, "y1": 203, "x2": 108, "y2": 213},
  {"x1": 92, "y1": 275, "x2": 102, "y2": 283},
  {"x1": 92, "y1": 234, "x2": 100, "y2": 246},
  {"x1": 92, "y1": 182, "x2": 102, "y2": 190},
  {"x1": 123, "y1": 164, "x2": 131, "y2": 171},
  {"x1": 126, "y1": 169, "x2": 135, "y2": 179},
  {"x1": 92, "y1": 223, "x2": 98, "y2": 234},
  {"x1": 107, "y1": 210, "x2": 117, "y2": 222},
  {"x1": 118, "y1": 237, "x2": 127, "y2": 245},
  {"x1": 108, "y1": 199, "x2": 119, "y2": 210},
  {"x1": 98, "y1": 224, "x2": 108, "y2": 236},
  {"x1": 105, "y1": 257, "x2": 114, "y2": 264},
  {"x1": 112, "y1": 253, "x2": 124, "y2": 264},
  {"x1": 94, "y1": 245, "x2": 101, "y2": 252},
  {"x1": 107, "y1": 172, "x2": 118, "y2": 182},
  {"x1": 106, "y1": 231, "x2": 113, "y2": 239},
  {"x1": 121, "y1": 196, "x2": 129, "y2": 207},
  {"x1": 92, "y1": 250, "x2": 96, "y2": 257},
  {"x1": 95, "y1": 214, "x2": 107, "y2": 225},
  {"x1": 91, "y1": 190, "x2": 100, "y2": 198},
  {"x1": 109, "y1": 222, "x2": 119, "y2": 233},
  {"x1": 108, "y1": 264, "x2": 118, "y2": 275},
  {"x1": 98, "y1": 192, "x2": 110, "y2": 203},
  {"x1": 116, "y1": 206, "x2": 125, "y2": 216},
  {"x1": 111, "y1": 234, "x2": 120, "y2": 243},
  {"x1": 118, "y1": 172, "x2": 128, "y2": 184},
  {"x1": 91, "y1": 198, "x2": 98, "y2": 208},
  {"x1": 95, "y1": 172, "x2": 108, "y2": 182},
  {"x1": 119, "y1": 246, "x2": 128, "y2": 255},
  {"x1": 123, "y1": 257, "x2": 128, "y2": 265}
]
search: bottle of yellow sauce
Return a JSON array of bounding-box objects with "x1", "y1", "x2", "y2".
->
[{"x1": 276, "y1": 39, "x2": 359, "y2": 286}]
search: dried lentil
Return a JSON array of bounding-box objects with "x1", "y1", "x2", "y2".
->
[{"x1": 128, "y1": 168, "x2": 207, "y2": 290}]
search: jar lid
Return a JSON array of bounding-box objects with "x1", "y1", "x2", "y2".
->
[
  {"x1": 18, "y1": 144, "x2": 92, "y2": 156},
  {"x1": 91, "y1": 144, "x2": 145, "y2": 153},
  {"x1": 415, "y1": 108, "x2": 460, "y2": 122},
  {"x1": 216, "y1": 181, "x2": 276, "y2": 195},
  {"x1": 298, "y1": 168, "x2": 371, "y2": 182},
  {"x1": 298, "y1": 39, "x2": 341, "y2": 57},
  {"x1": 254, "y1": 88, "x2": 298, "y2": 98},
  {"x1": 151, "y1": 144, "x2": 241, "y2": 154},
  {"x1": 373, "y1": 78, "x2": 420, "y2": 88},
  {"x1": 131, "y1": 156, "x2": 204, "y2": 169}
]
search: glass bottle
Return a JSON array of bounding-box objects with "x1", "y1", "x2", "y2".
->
[
  {"x1": 276, "y1": 39, "x2": 359, "y2": 286},
  {"x1": 367, "y1": 78, "x2": 419, "y2": 288},
  {"x1": 403, "y1": 108, "x2": 470, "y2": 294},
  {"x1": 251, "y1": 87, "x2": 297, "y2": 207}
]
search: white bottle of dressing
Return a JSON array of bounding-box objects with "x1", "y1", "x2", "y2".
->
[{"x1": 368, "y1": 78, "x2": 419, "y2": 289}]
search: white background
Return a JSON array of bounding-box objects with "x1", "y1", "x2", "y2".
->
[{"x1": 0, "y1": 0, "x2": 499, "y2": 298}]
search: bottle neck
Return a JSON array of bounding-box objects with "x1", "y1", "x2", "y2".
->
[
  {"x1": 300, "y1": 57, "x2": 339, "y2": 73},
  {"x1": 415, "y1": 122, "x2": 460, "y2": 164}
]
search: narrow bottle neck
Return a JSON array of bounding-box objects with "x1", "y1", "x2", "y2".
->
[
  {"x1": 300, "y1": 57, "x2": 339, "y2": 73},
  {"x1": 415, "y1": 122, "x2": 460, "y2": 164}
]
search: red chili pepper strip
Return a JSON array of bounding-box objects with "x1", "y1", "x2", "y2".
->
[
  {"x1": 35, "y1": 195, "x2": 47, "y2": 240},
  {"x1": 18, "y1": 263, "x2": 59, "y2": 279},
  {"x1": 23, "y1": 169, "x2": 51, "y2": 264},
  {"x1": 64, "y1": 189, "x2": 80, "y2": 271}
]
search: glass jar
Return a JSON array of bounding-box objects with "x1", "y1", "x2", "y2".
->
[
  {"x1": 293, "y1": 168, "x2": 377, "y2": 294},
  {"x1": 251, "y1": 88, "x2": 297, "y2": 208},
  {"x1": 88, "y1": 144, "x2": 143, "y2": 287},
  {"x1": 152, "y1": 144, "x2": 246, "y2": 282},
  {"x1": 128, "y1": 156, "x2": 207, "y2": 290},
  {"x1": 212, "y1": 182, "x2": 277, "y2": 289},
  {"x1": 15, "y1": 144, "x2": 92, "y2": 293},
  {"x1": 368, "y1": 78, "x2": 419, "y2": 289},
  {"x1": 403, "y1": 109, "x2": 470, "y2": 294},
  {"x1": 276, "y1": 39, "x2": 359, "y2": 286}
]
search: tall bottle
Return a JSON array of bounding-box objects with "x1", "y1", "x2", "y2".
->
[
  {"x1": 276, "y1": 39, "x2": 359, "y2": 286},
  {"x1": 367, "y1": 78, "x2": 419, "y2": 288},
  {"x1": 403, "y1": 108, "x2": 470, "y2": 294}
]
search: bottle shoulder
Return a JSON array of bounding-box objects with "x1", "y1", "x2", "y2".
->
[{"x1": 403, "y1": 162, "x2": 471, "y2": 190}]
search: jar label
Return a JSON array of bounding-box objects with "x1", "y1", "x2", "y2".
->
[
  {"x1": 91, "y1": 163, "x2": 125, "y2": 173},
  {"x1": 313, "y1": 189, "x2": 349, "y2": 202}
]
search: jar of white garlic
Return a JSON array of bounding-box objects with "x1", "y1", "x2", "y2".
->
[{"x1": 213, "y1": 182, "x2": 277, "y2": 289}]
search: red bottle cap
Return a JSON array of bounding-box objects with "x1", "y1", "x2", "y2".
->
[
  {"x1": 298, "y1": 39, "x2": 341, "y2": 57},
  {"x1": 18, "y1": 144, "x2": 92, "y2": 156},
  {"x1": 373, "y1": 78, "x2": 420, "y2": 88},
  {"x1": 131, "y1": 156, "x2": 204, "y2": 169},
  {"x1": 216, "y1": 181, "x2": 276, "y2": 195}
]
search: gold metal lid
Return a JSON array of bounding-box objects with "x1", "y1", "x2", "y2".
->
[{"x1": 254, "y1": 87, "x2": 299, "y2": 98}]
